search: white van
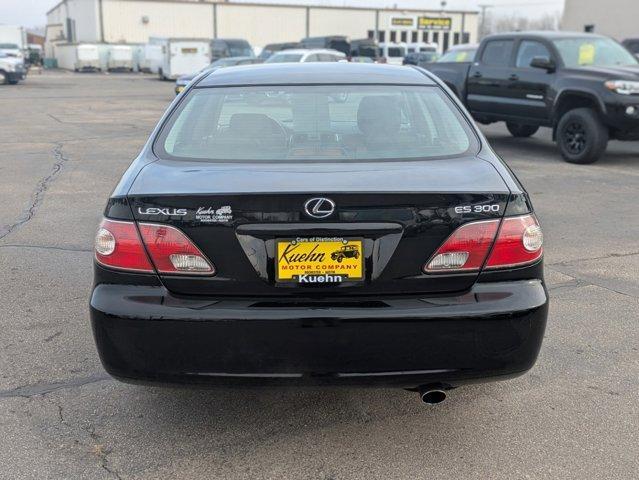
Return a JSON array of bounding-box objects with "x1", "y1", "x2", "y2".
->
[
  {"x1": 379, "y1": 42, "x2": 407, "y2": 65},
  {"x1": 107, "y1": 45, "x2": 133, "y2": 72},
  {"x1": 150, "y1": 38, "x2": 211, "y2": 80}
]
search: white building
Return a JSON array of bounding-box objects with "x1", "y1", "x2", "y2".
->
[
  {"x1": 45, "y1": 0, "x2": 478, "y2": 54},
  {"x1": 562, "y1": 0, "x2": 638, "y2": 40}
]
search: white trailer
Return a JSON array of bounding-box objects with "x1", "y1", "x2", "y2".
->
[
  {"x1": 107, "y1": 45, "x2": 133, "y2": 72},
  {"x1": 139, "y1": 44, "x2": 163, "y2": 74},
  {"x1": 0, "y1": 25, "x2": 26, "y2": 60},
  {"x1": 55, "y1": 43, "x2": 101, "y2": 71},
  {"x1": 150, "y1": 37, "x2": 211, "y2": 80}
]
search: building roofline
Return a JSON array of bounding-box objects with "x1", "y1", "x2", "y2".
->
[{"x1": 48, "y1": 0, "x2": 478, "y2": 16}]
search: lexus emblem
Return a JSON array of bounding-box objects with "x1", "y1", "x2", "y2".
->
[{"x1": 304, "y1": 197, "x2": 335, "y2": 219}]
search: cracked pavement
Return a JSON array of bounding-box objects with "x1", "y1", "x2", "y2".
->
[{"x1": 0, "y1": 71, "x2": 638, "y2": 479}]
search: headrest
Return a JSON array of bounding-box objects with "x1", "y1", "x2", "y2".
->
[
  {"x1": 357, "y1": 96, "x2": 402, "y2": 137},
  {"x1": 229, "y1": 113, "x2": 282, "y2": 134}
]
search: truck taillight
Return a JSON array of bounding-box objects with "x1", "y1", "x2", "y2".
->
[
  {"x1": 94, "y1": 219, "x2": 154, "y2": 272},
  {"x1": 138, "y1": 223, "x2": 215, "y2": 275},
  {"x1": 94, "y1": 219, "x2": 215, "y2": 275},
  {"x1": 424, "y1": 214, "x2": 543, "y2": 273},
  {"x1": 424, "y1": 219, "x2": 500, "y2": 273},
  {"x1": 485, "y1": 214, "x2": 543, "y2": 269}
]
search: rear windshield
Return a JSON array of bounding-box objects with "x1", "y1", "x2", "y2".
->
[{"x1": 155, "y1": 84, "x2": 477, "y2": 162}]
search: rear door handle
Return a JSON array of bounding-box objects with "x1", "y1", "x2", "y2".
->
[
  {"x1": 472, "y1": 71, "x2": 482, "y2": 78},
  {"x1": 509, "y1": 74, "x2": 519, "y2": 81}
]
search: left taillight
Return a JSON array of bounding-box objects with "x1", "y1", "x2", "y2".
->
[
  {"x1": 94, "y1": 219, "x2": 215, "y2": 275},
  {"x1": 138, "y1": 223, "x2": 215, "y2": 275},
  {"x1": 94, "y1": 219, "x2": 154, "y2": 273}
]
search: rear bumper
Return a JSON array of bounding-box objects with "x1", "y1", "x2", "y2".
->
[{"x1": 90, "y1": 280, "x2": 548, "y2": 388}]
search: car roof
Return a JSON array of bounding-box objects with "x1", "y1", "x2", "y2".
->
[
  {"x1": 197, "y1": 62, "x2": 436, "y2": 87},
  {"x1": 485, "y1": 31, "x2": 608, "y2": 41},
  {"x1": 270, "y1": 49, "x2": 345, "y2": 56}
]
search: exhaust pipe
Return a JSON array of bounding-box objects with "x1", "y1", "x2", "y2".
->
[{"x1": 418, "y1": 385, "x2": 447, "y2": 405}]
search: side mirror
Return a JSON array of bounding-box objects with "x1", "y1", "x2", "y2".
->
[{"x1": 530, "y1": 56, "x2": 556, "y2": 72}]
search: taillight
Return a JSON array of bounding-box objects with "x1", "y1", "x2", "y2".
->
[
  {"x1": 138, "y1": 223, "x2": 215, "y2": 275},
  {"x1": 485, "y1": 214, "x2": 543, "y2": 269},
  {"x1": 424, "y1": 214, "x2": 543, "y2": 273},
  {"x1": 424, "y1": 219, "x2": 500, "y2": 273},
  {"x1": 94, "y1": 219, "x2": 154, "y2": 272}
]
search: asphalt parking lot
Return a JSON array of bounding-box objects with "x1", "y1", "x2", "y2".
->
[{"x1": 1, "y1": 71, "x2": 638, "y2": 479}]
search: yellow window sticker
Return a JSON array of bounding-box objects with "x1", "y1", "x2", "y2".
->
[
  {"x1": 455, "y1": 52, "x2": 468, "y2": 62},
  {"x1": 578, "y1": 43, "x2": 595, "y2": 65}
]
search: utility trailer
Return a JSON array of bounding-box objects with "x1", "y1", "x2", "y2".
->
[
  {"x1": 55, "y1": 43, "x2": 101, "y2": 71},
  {"x1": 150, "y1": 37, "x2": 211, "y2": 80},
  {"x1": 107, "y1": 45, "x2": 133, "y2": 72}
]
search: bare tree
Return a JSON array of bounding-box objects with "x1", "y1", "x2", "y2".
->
[{"x1": 488, "y1": 11, "x2": 561, "y2": 34}]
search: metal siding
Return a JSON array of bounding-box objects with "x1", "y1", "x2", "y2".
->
[
  {"x1": 562, "y1": 0, "x2": 639, "y2": 40},
  {"x1": 102, "y1": 0, "x2": 214, "y2": 43},
  {"x1": 216, "y1": 4, "x2": 307, "y2": 46}
]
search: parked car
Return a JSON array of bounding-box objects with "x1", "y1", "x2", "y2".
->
[
  {"x1": 210, "y1": 39, "x2": 254, "y2": 61},
  {"x1": 436, "y1": 43, "x2": 478, "y2": 63},
  {"x1": 350, "y1": 38, "x2": 380, "y2": 60},
  {"x1": 349, "y1": 56, "x2": 375, "y2": 63},
  {"x1": 0, "y1": 51, "x2": 25, "y2": 84},
  {"x1": 174, "y1": 56, "x2": 261, "y2": 94},
  {"x1": 379, "y1": 42, "x2": 407, "y2": 65},
  {"x1": 403, "y1": 51, "x2": 440, "y2": 67},
  {"x1": 301, "y1": 36, "x2": 350, "y2": 56},
  {"x1": 622, "y1": 38, "x2": 639, "y2": 58},
  {"x1": 424, "y1": 32, "x2": 639, "y2": 164},
  {"x1": 91, "y1": 63, "x2": 547, "y2": 404},
  {"x1": 258, "y1": 42, "x2": 301, "y2": 61},
  {"x1": 265, "y1": 49, "x2": 345, "y2": 63}
]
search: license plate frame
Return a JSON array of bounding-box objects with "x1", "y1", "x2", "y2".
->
[{"x1": 275, "y1": 237, "x2": 364, "y2": 283}]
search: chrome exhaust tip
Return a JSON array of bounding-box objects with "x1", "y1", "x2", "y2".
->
[{"x1": 418, "y1": 386, "x2": 447, "y2": 405}]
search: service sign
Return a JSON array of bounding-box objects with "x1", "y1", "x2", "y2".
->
[
  {"x1": 389, "y1": 16, "x2": 416, "y2": 29},
  {"x1": 417, "y1": 16, "x2": 452, "y2": 30}
]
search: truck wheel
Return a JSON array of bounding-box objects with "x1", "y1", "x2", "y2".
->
[
  {"x1": 557, "y1": 108, "x2": 608, "y2": 164},
  {"x1": 506, "y1": 123, "x2": 539, "y2": 137},
  {"x1": 8, "y1": 79, "x2": 19, "y2": 85}
]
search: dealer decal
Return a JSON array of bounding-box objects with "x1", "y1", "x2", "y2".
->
[{"x1": 195, "y1": 206, "x2": 233, "y2": 223}]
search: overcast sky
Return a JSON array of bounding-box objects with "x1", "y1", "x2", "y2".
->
[{"x1": 2, "y1": 0, "x2": 565, "y2": 29}]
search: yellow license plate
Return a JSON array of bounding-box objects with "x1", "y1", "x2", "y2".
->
[{"x1": 276, "y1": 238, "x2": 363, "y2": 282}]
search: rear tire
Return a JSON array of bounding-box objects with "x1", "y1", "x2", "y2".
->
[
  {"x1": 556, "y1": 108, "x2": 608, "y2": 164},
  {"x1": 506, "y1": 122, "x2": 539, "y2": 138}
]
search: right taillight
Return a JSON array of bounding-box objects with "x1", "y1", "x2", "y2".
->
[
  {"x1": 424, "y1": 214, "x2": 543, "y2": 273},
  {"x1": 485, "y1": 214, "x2": 543, "y2": 269}
]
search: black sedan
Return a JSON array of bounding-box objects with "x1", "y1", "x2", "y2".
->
[{"x1": 91, "y1": 63, "x2": 548, "y2": 404}]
